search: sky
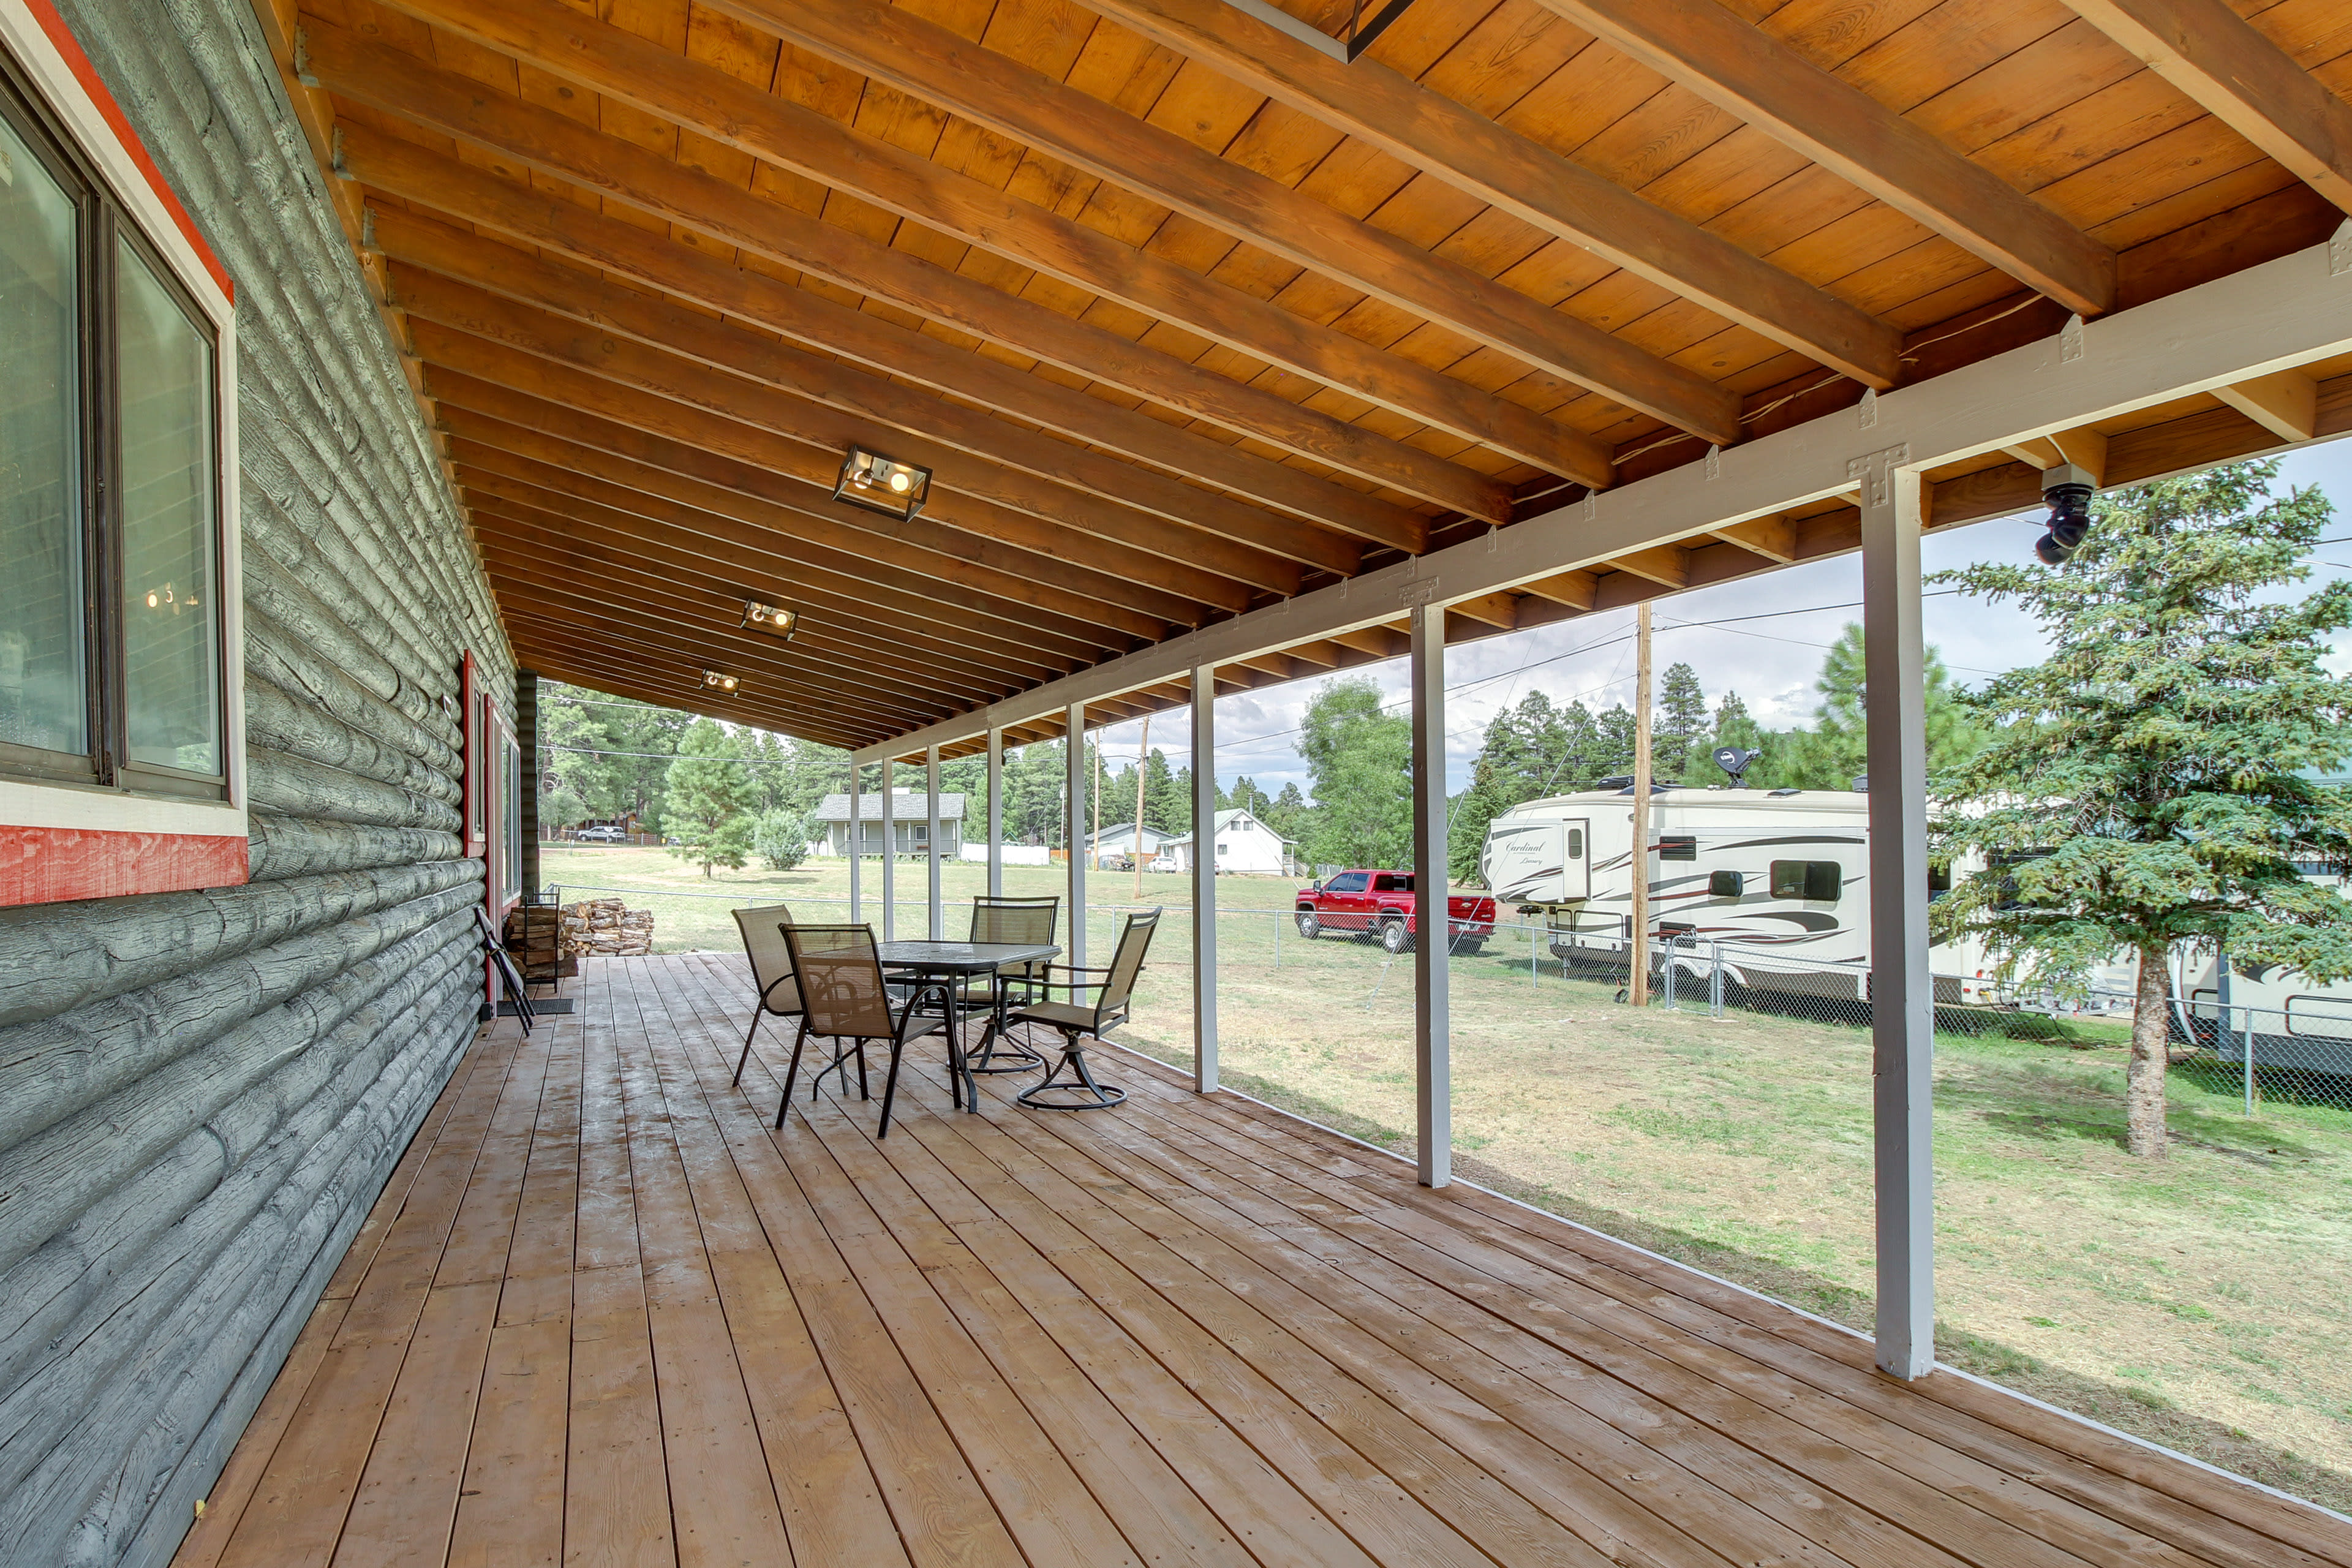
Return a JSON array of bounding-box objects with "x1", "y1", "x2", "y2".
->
[{"x1": 1078, "y1": 438, "x2": 2352, "y2": 802}]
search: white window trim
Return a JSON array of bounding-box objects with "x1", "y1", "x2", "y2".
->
[{"x1": 0, "y1": 0, "x2": 245, "y2": 846}]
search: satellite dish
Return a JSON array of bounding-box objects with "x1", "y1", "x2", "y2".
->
[{"x1": 1713, "y1": 746, "x2": 1762, "y2": 787}]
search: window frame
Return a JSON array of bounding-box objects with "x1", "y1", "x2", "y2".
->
[{"x1": 0, "y1": 1, "x2": 244, "y2": 906}]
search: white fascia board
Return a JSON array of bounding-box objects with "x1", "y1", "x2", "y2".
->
[{"x1": 856, "y1": 232, "x2": 2352, "y2": 764}]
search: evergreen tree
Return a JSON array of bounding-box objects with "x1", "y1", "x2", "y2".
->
[
  {"x1": 1224, "y1": 776, "x2": 1273, "y2": 818},
  {"x1": 1298, "y1": 677, "x2": 1412, "y2": 869},
  {"x1": 1654, "y1": 661, "x2": 1709, "y2": 782},
  {"x1": 1931, "y1": 462, "x2": 2352, "y2": 1158},
  {"x1": 1143, "y1": 748, "x2": 1188, "y2": 833},
  {"x1": 1774, "y1": 623, "x2": 1985, "y2": 791},
  {"x1": 752, "y1": 805, "x2": 816, "y2": 871},
  {"x1": 1708, "y1": 690, "x2": 1772, "y2": 785},
  {"x1": 1265, "y1": 781, "x2": 1313, "y2": 856},
  {"x1": 661, "y1": 718, "x2": 756, "y2": 876},
  {"x1": 1594, "y1": 705, "x2": 1637, "y2": 782}
]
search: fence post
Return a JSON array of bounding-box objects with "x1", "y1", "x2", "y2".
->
[
  {"x1": 2245, "y1": 1007, "x2": 2256, "y2": 1118},
  {"x1": 1531, "y1": 919, "x2": 1539, "y2": 991},
  {"x1": 1662, "y1": 941, "x2": 1677, "y2": 1011},
  {"x1": 1273, "y1": 906, "x2": 1281, "y2": 970},
  {"x1": 1711, "y1": 942, "x2": 1724, "y2": 1018}
]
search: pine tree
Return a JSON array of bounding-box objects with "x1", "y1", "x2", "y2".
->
[
  {"x1": 1655, "y1": 662, "x2": 1709, "y2": 782},
  {"x1": 1776, "y1": 623, "x2": 1985, "y2": 791},
  {"x1": 1298, "y1": 677, "x2": 1413, "y2": 870},
  {"x1": 662, "y1": 718, "x2": 755, "y2": 876},
  {"x1": 1931, "y1": 462, "x2": 2352, "y2": 1158}
]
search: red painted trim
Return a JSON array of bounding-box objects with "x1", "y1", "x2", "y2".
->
[
  {"x1": 19, "y1": 0, "x2": 236, "y2": 305},
  {"x1": 1, "y1": 825, "x2": 247, "y2": 906}
]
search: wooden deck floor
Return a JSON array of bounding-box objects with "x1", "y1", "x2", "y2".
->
[{"x1": 174, "y1": 954, "x2": 2352, "y2": 1568}]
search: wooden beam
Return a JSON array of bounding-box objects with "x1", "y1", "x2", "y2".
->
[
  {"x1": 420, "y1": 359, "x2": 1245, "y2": 616},
  {"x1": 355, "y1": 176, "x2": 1439, "y2": 546},
  {"x1": 1063, "y1": 0, "x2": 1901, "y2": 391},
  {"x1": 2061, "y1": 0, "x2": 2352, "y2": 217},
  {"x1": 1448, "y1": 593, "x2": 1520, "y2": 631},
  {"x1": 331, "y1": 141, "x2": 1499, "y2": 527},
  {"x1": 1517, "y1": 570, "x2": 1599, "y2": 611},
  {"x1": 697, "y1": 0, "x2": 1742, "y2": 443},
  {"x1": 510, "y1": 639, "x2": 892, "y2": 748},
  {"x1": 421, "y1": 357, "x2": 1242, "y2": 620},
  {"x1": 1327, "y1": 625, "x2": 1410, "y2": 659},
  {"x1": 307, "y1": 11, "x2": 1613, "y2": 484},
  {"x1": 1604, "y1": 545, "x2": 1691, "y2": 590},
  {"x1": 388, "y1": 258, "x2": 1325, "y2": 590},
  {"x1": 1536, "y1": 0, "x2": 2117, "y2": 317},
  {"x1": 466, "y1": 499, "x2": 1077, "y2": 687},
  {"x1": 1706, "y1": 516, "x2": 1796, "y2": 564},
  {"x1": 2002, "y1": 426, "x2": 2110, "y2": 484},
  {"x1": 2214, "y1": 369, "x2": 2320, "y2": 443},
  {"x1": 450, "y1": 444, "x2": 1156, "y2": 649}
]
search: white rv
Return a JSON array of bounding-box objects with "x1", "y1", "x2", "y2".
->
[{"x1": 2179, "y1": 875, "x2": 2352, "y2": 1076}]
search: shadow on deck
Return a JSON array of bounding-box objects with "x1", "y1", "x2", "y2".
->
[{"x1": 174, "y1": 954, "x2": 2352, "y2": 1568}]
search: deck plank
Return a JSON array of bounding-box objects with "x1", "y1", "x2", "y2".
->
[{"x1": 177, "y1": 957, "x2": 2352, "y2": 1568}]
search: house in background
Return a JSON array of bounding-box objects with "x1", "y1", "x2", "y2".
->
[
  {"x1": 1087, "y1": 820, "x2": 1180, "y2": 867},
  {"x1": 1161, "y1": 807, "x2": 1292, "y2": 875},
  {"x1": 813, "y1": 788, "x2": 963, "y2": 858}
]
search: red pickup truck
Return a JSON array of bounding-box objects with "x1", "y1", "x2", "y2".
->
[{"x1": 1294, "y1": 870, "x2": 1498, "y2": 954}]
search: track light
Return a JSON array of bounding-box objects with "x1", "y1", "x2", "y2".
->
[
  {"x1": 2035, "y1": 463, "x2": 2097, "y2": 564},
  {"x1": 741, "y1": 600, "x2": 799, "y2": 639},
  {"x1": 833, "y1": 446, "x2": 932, "y2": 521},
  {"x1": 702, "y1": 669, "x2": 739, "y2": 693}
]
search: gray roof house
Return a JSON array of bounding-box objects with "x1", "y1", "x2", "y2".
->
[{"x1": 813, "y1": 790, "x2": 966, "y2": 856}]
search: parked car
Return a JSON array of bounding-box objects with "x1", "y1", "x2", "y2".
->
[
  {"x1": 1148, "y1": 854, "x2": 1181, "y2": 873},
  {"x1": 1294, "y1": 870, "x2": 1497, "y2": 954},
  {"x1": 576, "y1": 824, "x2": 627, "y2": 844}
]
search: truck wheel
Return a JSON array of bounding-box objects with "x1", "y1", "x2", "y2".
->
[
  {"x1": 1381, "y1": 918, "x2": 1411, "y2": 955},
  {"x1": 1295, "y1": 910, "x2": 1321, "y2": 940}
]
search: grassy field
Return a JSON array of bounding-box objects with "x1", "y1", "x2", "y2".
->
[{"x1": 542, "y1": 844, "x2": 2352, "y2": 1507}]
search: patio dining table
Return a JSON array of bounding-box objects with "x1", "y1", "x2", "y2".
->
[{"x1": 875, "y1": 940, "x2": 1061, "y2": 1098}]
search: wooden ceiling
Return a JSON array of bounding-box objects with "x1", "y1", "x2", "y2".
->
[{"x1": 246, "y1": 0, "x2": 2352, "y2": 748}]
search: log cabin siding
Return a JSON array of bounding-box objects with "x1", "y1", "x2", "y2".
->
[{"x1": 0, "y1": 1, "x2": 508, "y2": 1562}]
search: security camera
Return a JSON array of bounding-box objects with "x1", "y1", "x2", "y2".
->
[{"x1": 2035, "y1": 462, "x2": 2097, "y2": 564}]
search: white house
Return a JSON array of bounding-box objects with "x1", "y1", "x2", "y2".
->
[
  {"x1": 813, "y1": 790, "x2": 965, "y2": 858},
  {"x1": 1160, "y1": 808, "x2": 1292, "y2": 875}
]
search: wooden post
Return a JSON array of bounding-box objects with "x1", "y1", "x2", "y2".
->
[
  {"x1": 1411, "y1": 602, "x2": 1450, "y2": 1188},
  {"x1": 1859, "y1": 447, "x2": 1936, "y2": 1379},
  {"x1": 849, "y1": 761, "x2": 863, "y2": 922},
  {"x1": 881, "y1": 756, "x2": 896, "y2": 943},
  {"x1": 1630, "y1": 601, "x2": 1654, "y2": 1007},
  {"x1": 986, "y1": 726, "x2": 1005, "y2": 899},
  {"x1": 1191, "y1": 665, "x2": 1218, "y2": 1093},
  {"x1": 1133, "y1": 714, "x2": 1152, "y2": 900},
  {"x1": 1066, "y1": 704, "x2": 1087, "y2": 971},
  {"x1": 926, "y1": 743, "x2": 943, "y2": 940}
]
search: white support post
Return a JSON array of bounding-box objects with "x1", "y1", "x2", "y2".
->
[
  {"x1": 926, "y1": 744, "x2": 943, "y2": 940},
  {"x1": 1191, "y1": 664, "x2": 1218, "y2": 1094},
  {"x1": 848, "y1": 762, "x2": 863, "y2": 922},
  {"x1": 881, "y1": 756, "x2": 897, "y2": 943},
  {"x1": 1858, "y1": 447, "x2": 1935, "y2": 1380},
  {"x1": 986, "y1": 726, "x2": 1005, "y2": 899},
  {"x1": 1066, "y1": 704, "x2": 1087, "y2": 972},
  {"x1": 1411, "y1": 602, "x2": 1450, "y2": 1189}
]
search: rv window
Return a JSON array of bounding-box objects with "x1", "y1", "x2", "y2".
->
[
  {"x1": 1709, "y1": 870, "x2": 1743, "y2": 898},
  {"x1": 1659, "y1": 835, "x2": 1697, "y2": 861},
  {"x1": 1770, "y1": 860, "x2": 1844, "y2": 901},
  {"x1": 1928, "y1": 863, "x2": 1952, "y2": 900},
  {"x1": 2286, "y1": 995, "x2": 2352, "y2": 1039},
  {"x1": 1567, "y1": 828, "x2": 1583, "y2": 859}
]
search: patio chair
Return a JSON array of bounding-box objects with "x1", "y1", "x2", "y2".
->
[
  {"x1": 965, "y1": 894, "x2": 1059, "y2": 1072},
  {"x1": 1008, "y1": 908, "x2": 1160, "y2": 1110},
  {"x1": 729, "y1": 903, "x2": 801, "y2": 1088},
  {"x1": 778, "y1": 923, "x2": 963, "y2": 1137}
]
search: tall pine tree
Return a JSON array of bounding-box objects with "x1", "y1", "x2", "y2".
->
[
  {"x1": 662, "y1": 718, "x2": 756, "y2": 876},
  {"x1": 1931, "y1": 462, "x2": 2352, "y2": 1158}
]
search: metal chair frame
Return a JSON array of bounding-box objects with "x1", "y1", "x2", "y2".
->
[
  {"x1": 963, "y1": 894, "x2": 1060, "y2": 1073},
  {"x1": 728, "y1": 904, "x2": 804, "y2": 1089},
  {"x1": 1009, "y1": 908, "x2": 1161, "y2": 1111},
  {"x1": 777, "y1": 923, "x2": 965, "y2": 1138}
]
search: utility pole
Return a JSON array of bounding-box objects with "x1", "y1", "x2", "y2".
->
[
  {"x1": 1134, "y1": 714, "x2": 1152, "y2": 899},
  {"x1": 1630, "y1": 601, "x2": 1654, "y2": 1007}
]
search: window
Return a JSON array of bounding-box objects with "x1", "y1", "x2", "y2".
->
[
  {"x1": 1709, "y1": 869, "x2": 1743, "y2": 898},
  {"x1": 2286, "y1": 995, "x2": 2352, "y2": 1039},
  {"x1": 1325, "y1": 871, "x2": 1368, "y2": 893},
  {"x1": 1658, "y1": 834, "x2": 1697, "y2": 861},
  {"x1": 0, "y1": 59, "x2": 224, "y2": 798},
  {"x1": 1770, "y1": 859, "x2": 1844, "y2": 901},
  {"x1": 1216, "y1": 841, "x2": 1229, "y2": 856},
  {"x1": 1566, "y1": 827, "x2": 1583, "y2": 859}
]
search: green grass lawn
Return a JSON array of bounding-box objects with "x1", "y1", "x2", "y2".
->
[{"x1": 543, "y1": 843, "x2": 2352, "y2": 1507}]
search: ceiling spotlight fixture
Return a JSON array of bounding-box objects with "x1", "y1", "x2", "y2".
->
[
  {"x1": 741, "y1": 600, "x2": 799, "y2": 639},
  {"x1": 2035, "y1": 463, "x2": 2097, "y2": 565},
  {"x1": 834, "y1": 445, "x2": 932, "y2": 521},
  {"x1": 701, "y1": 669, "x2": 740, "y2": 693}
]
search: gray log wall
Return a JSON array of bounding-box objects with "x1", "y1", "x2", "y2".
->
[{"x1": 0, "y1": 1, "x2": 510, "y2": 1561}]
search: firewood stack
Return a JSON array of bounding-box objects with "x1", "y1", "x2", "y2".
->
[
  {"x1": 502, "y1": 903, "x2": 578, "y2": 984},
  {"x1": 561, "y1": 897, "x2": 656, "y2": 957}
]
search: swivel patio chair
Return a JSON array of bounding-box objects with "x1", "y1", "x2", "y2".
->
[
  {"x1": 778, "y1": 923, "x2": 964, "y2": 1137},
  {"x1": 965, "y1": 894, "x2": 1059, "y2": 1072},
  {"x1": 728, "y1": 904, "x2": 801, "y2": 1088},
  {"x1": 1007, "y1": 908, "x2": 1160, "y2": 1110}
]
